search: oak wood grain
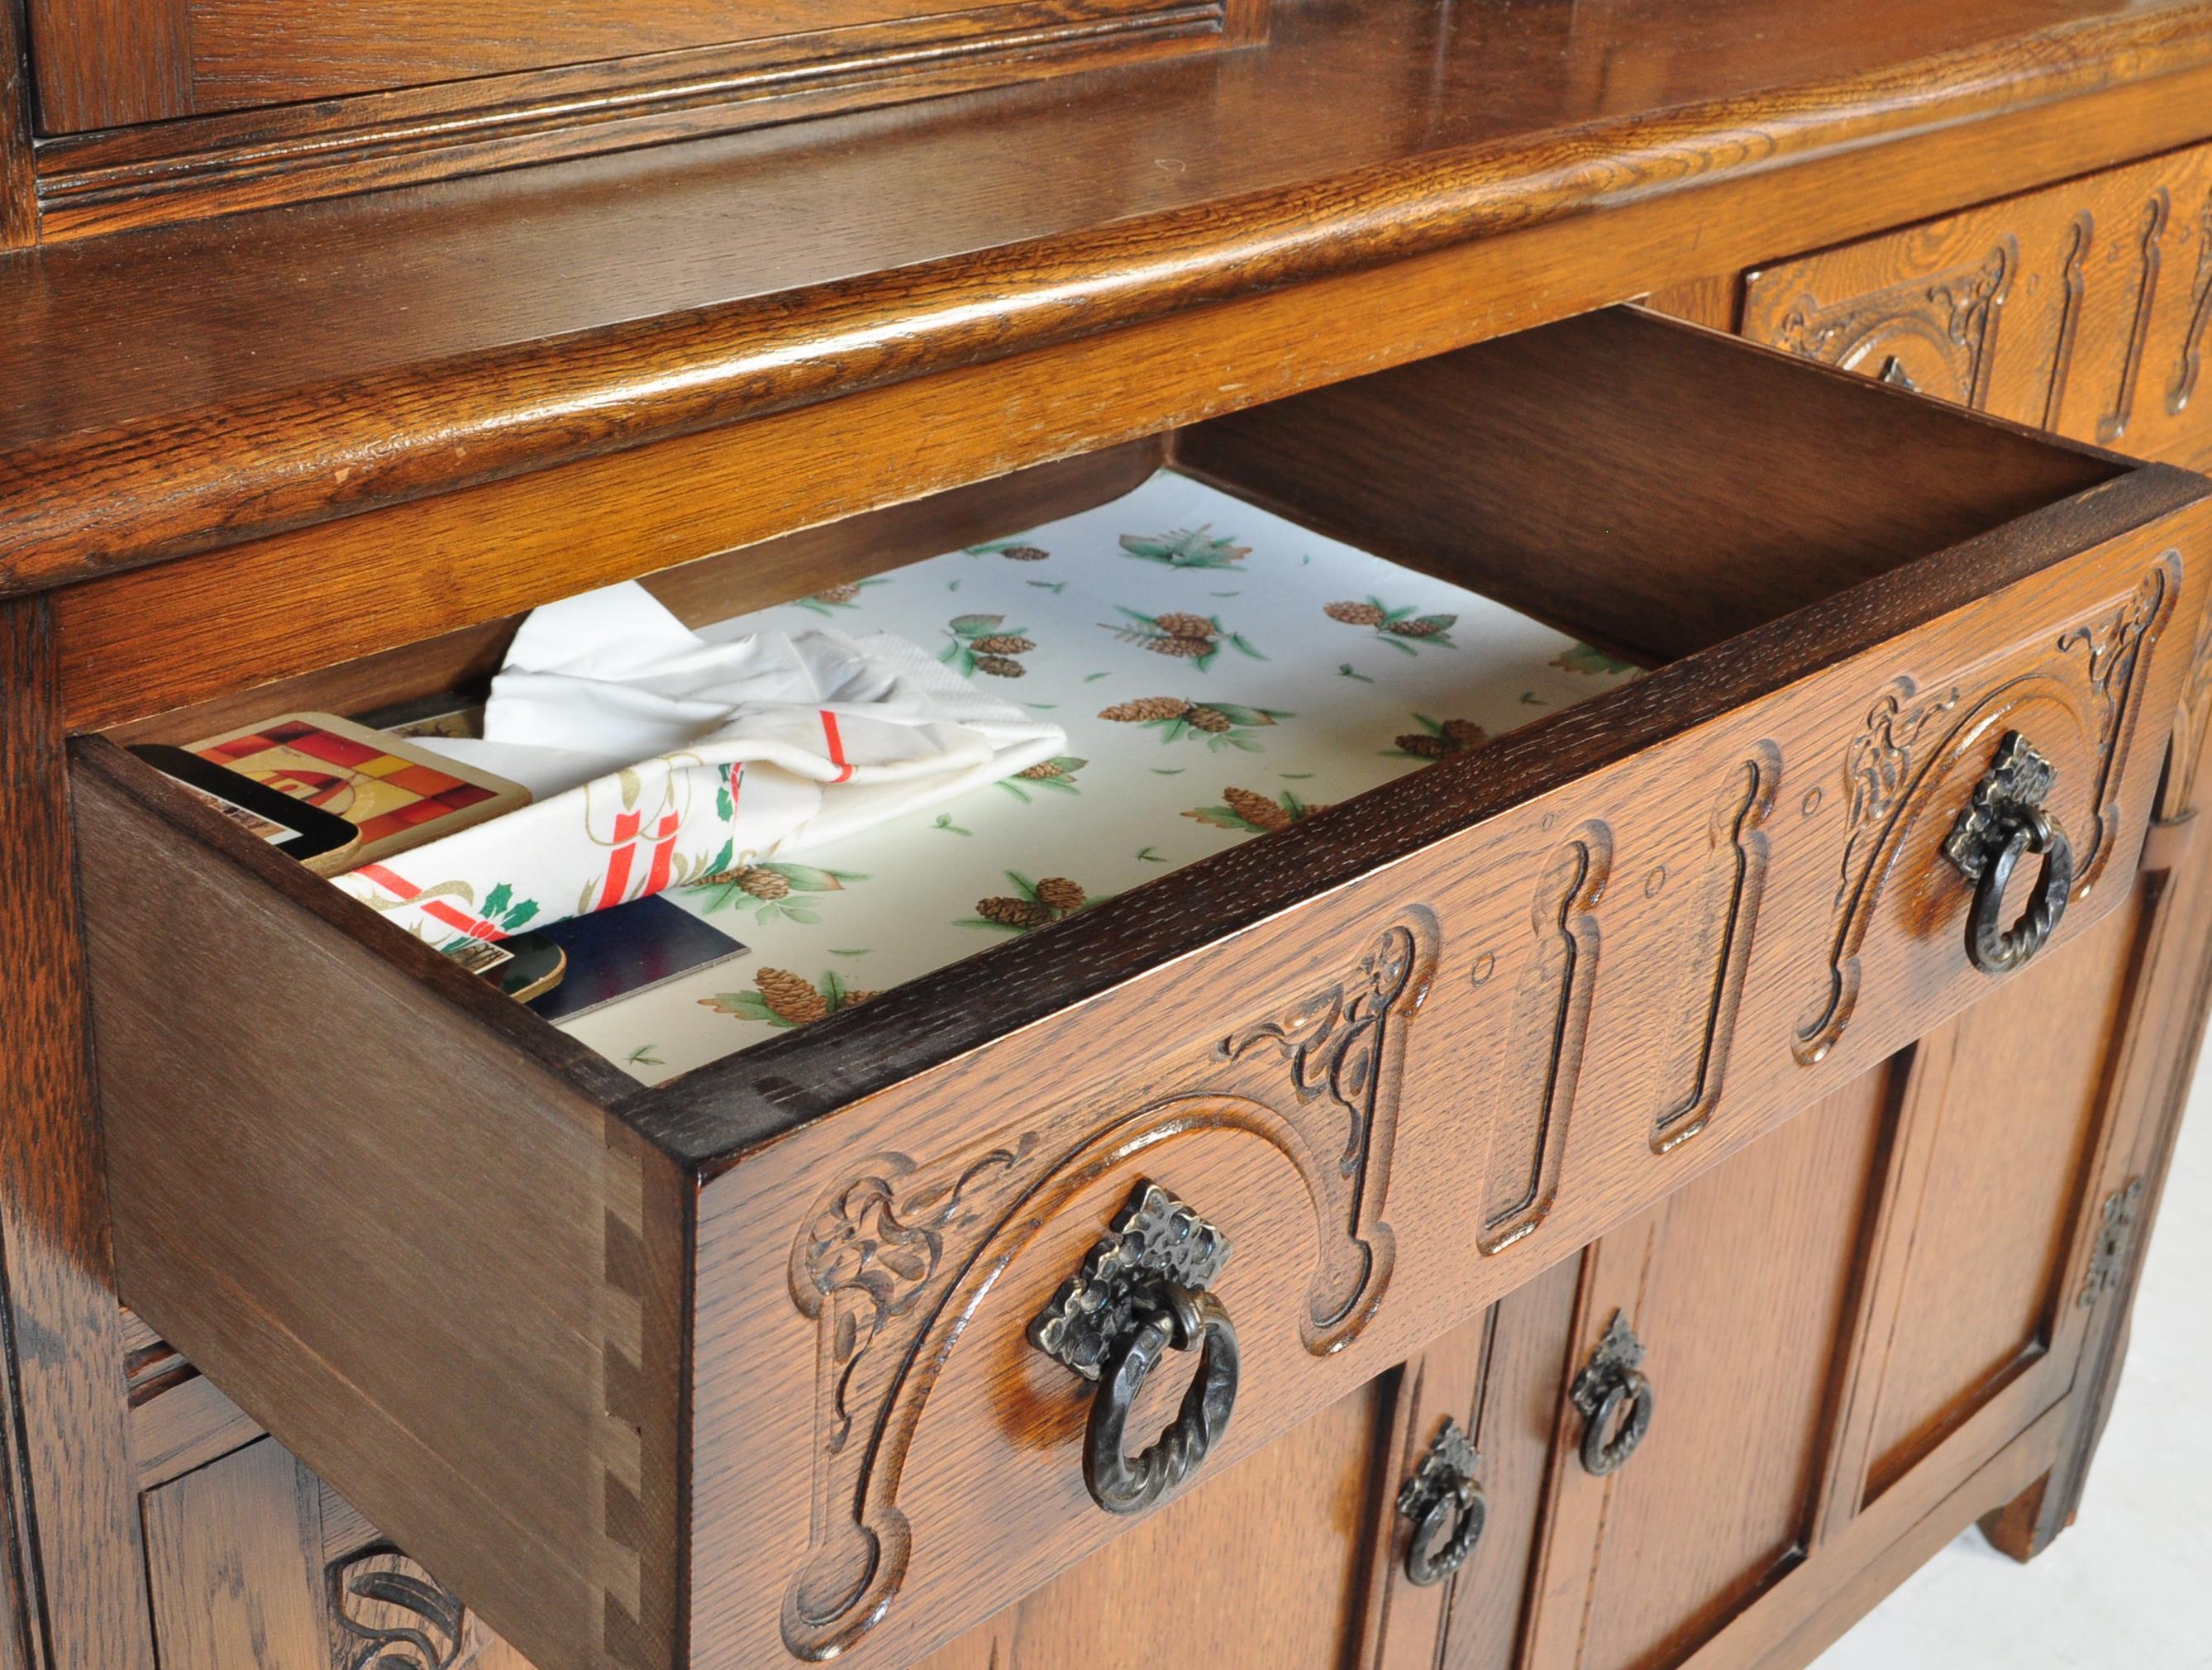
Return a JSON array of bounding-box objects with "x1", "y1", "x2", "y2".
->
[
  {"x1": 0, "y1": 599, "x2": 157, "y2": 1670},
  {"x1": 0, "y1": 0, "x2": 31, "y2": 250},
  {"x1": 31, "y1": 0, "x2": 1264, "y2": 232},
  {"x1": 1746, "y1": 141, "x2": 2212, "y2": 473},
  {"x1": 73, "y1": 302, "x2": 2211, "y2": 1670},
  {"x1": 74, "y1": 747, "x2": 683, "y2": 1670},
  {"x1": 141, "y1": 1439, "x2": 324, "y2": 1670},
  {"x1": 1523, "y1": 1069, "x2": 1892, "y2": 1670},
  {"x1": 11, "y1": 0, "x2": 2212, "y2": 594}
]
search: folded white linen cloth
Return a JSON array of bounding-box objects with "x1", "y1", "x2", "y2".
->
[{"x1": 332, "y1": 580, "x2": 1067, "y2": 946}]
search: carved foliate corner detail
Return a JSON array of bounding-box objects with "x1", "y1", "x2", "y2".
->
[
  {"x1": 1029, "y1": 1183, "x2": 1232, "y2": 1381},
  {"x1": 1217, "y1": 918, "x2": 1425, "y2": 1337},
  {"x1": 792, "y1": 1136, "x2": 1041, "y2": 1456},
  {"x1": 1797, "y1": 554, "x2": 2177, "y2": 1066},
  {"x1": 2079, "y1": 1176, "x2": 2147, "y2": 1309},
  {"x1": 1794, "y1": 674, "x2": 1957, "y2": 1065},
  {"x1": 781, "y1": 913, "x2": 1434, "y2": 1658},
  {"x1": 2059, "y1": 556, "x2": 2179, "y2": 883},
  {"x1": 327, "y1": 1545, "x2": 468, "y2": 1670},
  {"x1": 1773, "y1": 239, "x2": 2015, "y2": 408}
]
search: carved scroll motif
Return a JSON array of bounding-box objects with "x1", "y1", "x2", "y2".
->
[
  {"x1": 1650, "y1": 749, "x2": 1779, "y2": 1153},
  {"x1": 2160, "y1": 600, "x2": 2212, "y2": 819},
  {"x1": 1218, "y1": 918, "x2": 1424, "y2": 1340},
  {"x1": 2045, "y1": 211, "x2": 2094, "y2": 431},
  {"x1": 2100, "y1": 189, "x2": 2170, "y2": 444},
  {"x1": 2165, "y1": 189, "x2": 2212, "y2": 417},
  {"x1": 1795, "y1": 554, "x2": 2179, "y2": 1066},
  {"x1": 1480, "y1": 825, "x2": 1611, "y2": 1254},
  {"x1": 2058, "y1": 552, "x2": 2181, "y2": 884},
  {"x1": 1772, "y1": 240, "x2": 2015, "y2": 408},
  {"x1": 1793, "y1": 677, "x2": 1961, "y2": 1066},
  {"x1": 781, "y1": 914, "x2": 1435, "y2": 1658},
  {"x1": 327, "y1": 1546, "x2": 468, "y2": 1670}
]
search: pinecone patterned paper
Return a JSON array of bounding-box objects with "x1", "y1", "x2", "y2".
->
[
  {"x1": 1146, "y1": 635, "x2": 1213, "y2": 660},
  {"x1": 1392, "y1": 717, "x2": 1488, "y2": 758},
  {"x1": 975, "y1": 895, "x2": 1054, "y2": 928},
  {"x1": 1016, "y1": 760, "x2": 1070, "y2": 780},
  {"x1": 1325, "y1": 600, "x2": 1387, "y2": 627},
  {"x1": 755, "y1": 967, "x2": 829, "y2": 1026},
  {"x1": 1000, "y1": 544, "x2": 1050, "y2": 561},
  {"x1": 1186, "y1": 706, "x2": 1233, "y2": 733},
  {"x1": 1035, "y1": 876, "x2": 1087, "y2": 914},
  {"x1": 1393, "y1": 732, "x2": 1456, "y2": 758},
  {"x1": 813, "y1": 583, "x2": 860, "y2": 605},
  {"x1": 972, "y1": 654, "x2": 1027, "y2": 678},
  {"x1": 1100, "y1": 697, "x2": 1192, "y2": 723},
  {"x1": 1224, "y1": 785, "x2": 1294, "y2": 833},
  {"x1": 1153, "y1": 612, "x2": 1218, "y2": 642},
  {"x1": 969, "y1": 635, "x2": 1037, "y2": 655},
  {"x1": 734, "y1": 866, "x2": 791, "y2": 899},
  {"x1": 1187, "y1": 785, "x2": 1332, "y2": 834}
]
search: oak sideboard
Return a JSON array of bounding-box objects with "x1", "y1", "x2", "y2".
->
[{"x1": 4, "y1": 2, "x2": 2212, "y2": 1668}]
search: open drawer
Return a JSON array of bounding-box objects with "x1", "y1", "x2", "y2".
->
[{"x1": 73, "y1": 309, "x2": 2212, "y2": 1670}]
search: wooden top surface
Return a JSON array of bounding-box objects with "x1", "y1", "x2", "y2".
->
[{"x1": 4, "y1": 0, "x2": 2212, "y2": 596}]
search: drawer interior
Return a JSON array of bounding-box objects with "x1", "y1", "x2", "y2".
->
[{"x1": 93, "y1": 308, "x2": 2122, "y2": 1091}]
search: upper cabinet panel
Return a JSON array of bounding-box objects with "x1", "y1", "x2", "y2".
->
[
  {"x1": 25, "y1": 0, "x2": 1267, "y2": 139},
  {"x1": 1746, "y1": 141, "x2": 2212, "y2": 471}
]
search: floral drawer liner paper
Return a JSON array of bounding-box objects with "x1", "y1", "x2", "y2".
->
[{"x1": 555, "y1": 469, "x2": 1638, "y2": 1082}]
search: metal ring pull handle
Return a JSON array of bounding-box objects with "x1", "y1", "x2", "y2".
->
[
  {"x1": 1086, "y1": 1283, "x2": 1239, "y2": 1514},
  {"x1": 1030, "y1": 1182, "x2": 1240, "y2": 1515},
  {"x1": 1943, "y1": 732, "x2": 2075, "y2": 976},
  {"x1": 1571, "y1": 1313, "x2": 1655, "y2": 1477},
  {"x1": 1397, "y1": 1418, "x2": 1487, "y2": 1586}
]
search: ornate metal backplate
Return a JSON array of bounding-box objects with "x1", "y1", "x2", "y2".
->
[
  {"x1": 1395, "y1": 1416, "x2": 1485, "y2": 1586},
  {"x1": 1395, "y1": 1417, "x2": 1479, "y2": 1521},
  {"x1": 1030, "y1": 1182, "x2": 1232, "y2": 1381},
  {"x1": 1569, "y1": 1312, "x2": 1656, "y2": 1477},
  {"x1": 1943, "y1": 732, "x2": 2059, "y2": 880}
]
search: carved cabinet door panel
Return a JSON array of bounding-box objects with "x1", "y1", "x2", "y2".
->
[
  {"x1": 1358, "y1": 1258, "x2": 1582, "y2": 1670},
  {"x1": 912, "y1": 1370, "x2": 1394, "y2": 1670},
  {"x1": 1743, "y1": 140, "x2": 2212, "y2": 470},
  {"x1": 1520, "y1": 1066, "x2": 1896, "y2": 1670},
  {"x1": 140, "y1": 1434, "x2": 530, "y2": 1670},
  {"x1": 1818, "y1": 887, "x2": 2160, "y2": 1527}
]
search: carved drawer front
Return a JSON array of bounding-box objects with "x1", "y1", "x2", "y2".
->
[
  {"x1": 1743, "y1": 139, "x2": 2212, "y2": 471},
  {"x1": 76, "y1": 309, "x2": 2212, "y2": 1670}
]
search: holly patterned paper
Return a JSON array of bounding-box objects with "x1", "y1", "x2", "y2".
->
[{"x1": 551, "y1": 470, "x2": 1638, "y2": 1082}]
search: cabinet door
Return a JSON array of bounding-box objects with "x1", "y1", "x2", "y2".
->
[
  {"x1": 914, "y1": 1375, "x2": 1391, "y2": 1670},
  {"x1": 1820, "y1": 891, "x2": 2158, "y2": 1524},
  {"x1": 138, "y1": 1433, "x2": 530, "y2": 1670},
  {"x1": 1522, "y1": 1068, "x2": 1895, "y2": 1670},
  {"x1": 1360, "y1": 1259, "x2": 1581, "y2": 1670}
]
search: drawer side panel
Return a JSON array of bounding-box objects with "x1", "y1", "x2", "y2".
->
[{"x1": 73, "y1": 752, "x2": 684, "y2": 1670}]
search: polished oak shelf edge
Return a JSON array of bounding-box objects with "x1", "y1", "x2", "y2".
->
[{"x1": 8, "y1": 3, "x2": 2212, "y2": 599}]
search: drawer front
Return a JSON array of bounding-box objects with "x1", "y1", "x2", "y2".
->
[
  {"x1": 1743, "y1": 141, "x2": 2212, "y2": 471},
  {"x1": 689, "y1": 515, "x2": 2205, "y2": 1667}
]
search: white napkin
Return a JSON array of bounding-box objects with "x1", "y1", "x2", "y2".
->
[{"x1": 331, "y1": 581, "x2": 1066, "y2": 946}]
